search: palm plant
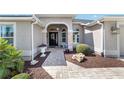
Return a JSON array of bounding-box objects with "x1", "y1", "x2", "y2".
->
[{"x1": 0, "y1": 37, "x2": 24, "y2": 78}]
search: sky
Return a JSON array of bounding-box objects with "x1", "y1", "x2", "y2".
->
[
  {"x1": 75, "y1": 14, "x2": 108, "y2": 20},
  {"x1": 75, "y1": 14, "x2": 124, "y2": 20},
  {"x1": 0, "y1": 14, "x2": 124, "y2": 21}
]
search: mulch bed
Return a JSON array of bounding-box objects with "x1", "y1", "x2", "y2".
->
[
  {"x1": 64, "y1": 51, "x2": 124, "y2": 68},
  {"x1": 24, "y1": 52, "x2": 53, "y2": 79}
]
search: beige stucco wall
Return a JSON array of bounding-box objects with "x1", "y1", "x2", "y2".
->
[
  {"x1": 16, "y1": 21, "x2": 42, "y2": 60},
  {"x1": 0, "y1": 20, "x2": 32, "y2": 60},
  {"x1": 84, "y1": 24, "x2": 103, "y2": 54},
  {"x1": 0, "y1": 20, "x2": 43, "y2": 60},
  {"x1": 39, "y1": 17, "x2": 73, "y2": 50},
  {"x1": 104, "y1": 21, "x2": 118, "y2": 57},
  {"x1": 72, "y1": 24, "x2": 84, "y2": 43},
  {"x1": 16, "y1": 22, "x2": 32, "y2": 50},
  {"x1": 118, "y1": 24, "x2": 124, "y2": 56}
]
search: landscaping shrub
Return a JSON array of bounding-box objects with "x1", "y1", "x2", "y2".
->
[
  {"x1": 76, "y1": 44, "x2": 92, "y2": 55},
  {"x1": 0, "y1": 67, "x2": 11, "y2": 79},
  {"x1": 73, "y1": 43, "x2": 79, "y2": 52},
  {"x1": 0, "y1": 37, "x2": 24, "y2": 78},
  {"x1": 11, "y1": 73, "x2": 30, "y2": 79}
]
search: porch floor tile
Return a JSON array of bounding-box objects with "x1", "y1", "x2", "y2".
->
[{"x1": 42, "y1": 48, "x2": 67, "y2": 66}]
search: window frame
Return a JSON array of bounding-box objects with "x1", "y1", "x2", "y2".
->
[
  {"x1": 73, "y1": 30, "x2": 80, "y2": 43},
  {"x1": 0, "y1": 22, "x2": 16, "y2": 47},
  {"x1": 61, "y1": 31, "x2": 66, "y2": 43}
]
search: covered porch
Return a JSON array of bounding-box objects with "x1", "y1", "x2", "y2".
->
[
  {"x1": 31, "y1": 19, "x2": 73, "y2": 64},
  {"x1": 47, "y1": 24, "x2": 68, "y2": 48}
]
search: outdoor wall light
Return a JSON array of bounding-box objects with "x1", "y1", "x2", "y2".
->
[
  {"x1": 56, "y1": 27, "x2": 59, "y2": 31},
  {"x1": 111, "y1": 22, "x2": 120, "y2": 34}
]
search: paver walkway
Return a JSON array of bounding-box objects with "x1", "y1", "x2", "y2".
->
[
  {"x1": 42, "y1": 48, "x2": 124, "y2": 79},
  {"x1": 42, "y1": 48, "x2": 67, "y2": 66},
  {"x1": 43, "y1": 61, "x2": 124, "y2": 79}
]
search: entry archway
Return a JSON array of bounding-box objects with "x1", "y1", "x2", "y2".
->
[{"x1": 46, "y1": 23, "x2": 68, "y2": 48}]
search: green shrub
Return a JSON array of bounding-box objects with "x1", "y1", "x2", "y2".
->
[
  {"x1": 0, "y1": 37, "x2": 24, "y2": 78},
  {"x1": 76, "y1": 44, "x2": 92, "y2": 55},
  {"x1": 11, "y1": 73, "x2": 30, "y2": 79},
  {"x1": 73, "y1": 43, "x2": 79, "y2": 51},
  {"x1": 11, "y1": 70, "x2": 18, "y2": 77},
  {"x1": 0, "y1": 67, "x2": 11, "y2": 79}
]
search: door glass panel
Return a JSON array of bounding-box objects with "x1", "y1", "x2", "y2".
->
[
  {"x1": 51, "y1": 33, "x2": 55, "y2": 39},
  {"x1": 49, "y1": 32, "x2": 58, "y2": 46}
]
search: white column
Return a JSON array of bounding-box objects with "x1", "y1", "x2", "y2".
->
[
  {"x1": 117, "y1": 22, "x2": 120, "y2": 58},
  {"x1": 31, "y1": 23, "x2": 34, "y2": 61},
  {"x1": 31, "y1": 22, "x2": 39, "y2": 65},
  {"x1": 68, "y1": 29, "x2": 73, "y2": 51},
  {"x1": 97, "y1": 21, "x2": 105, "y2": 57},
  {"x1": 117, "y1": 31, "x2": 120, "y2": 58},
  {"x1": 117, "y1": 32, "x2": 120, "y2": 58}
]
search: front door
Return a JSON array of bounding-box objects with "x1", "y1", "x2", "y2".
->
[{"x1": 49, "y1": 32, "x2": 58, "y2": 46}]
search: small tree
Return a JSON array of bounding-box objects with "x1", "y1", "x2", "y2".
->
[{"x1": 0, "y1": 37, "x2": 24, "y2": 78}]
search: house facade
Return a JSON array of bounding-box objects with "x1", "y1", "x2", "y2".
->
[
  {"x1": 0, "y1": 14, "x2": 124, "y2": 61},
  {"x1": 0, "y1": 14, "x2": 89, "y2": 61}
]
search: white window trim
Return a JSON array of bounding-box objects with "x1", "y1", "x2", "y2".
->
[
  {"x1": 73, "y1": 32, "x2": 79, "y2": 43},
  {"x1": 0, "y1": 22, "x2": 16, "y2": 47}
]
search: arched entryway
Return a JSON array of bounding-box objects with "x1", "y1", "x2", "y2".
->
[{"x1": 46, "y1": 24, "x2": 68, "y2": 48}]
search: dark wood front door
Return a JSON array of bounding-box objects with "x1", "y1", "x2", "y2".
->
[{"x1": 49, "y1": 32, "x2": 58, "y2": 46}]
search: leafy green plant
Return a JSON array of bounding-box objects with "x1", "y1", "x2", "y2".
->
[
  {"x1": 0, "y1": 67, "x2": 10, "y2": 78},
  {"x1": 11, "y1": 73, "x2": 30, "y2": 79},
  {"x1": 73, "y1": 43, "x2": 79, "y2": 51},
  {"x1": 76, "y1": 44, "x2": 92, "y2": 56},
  {"x1": 0, "y1": 37, "x2": 24, "y2": 78}
]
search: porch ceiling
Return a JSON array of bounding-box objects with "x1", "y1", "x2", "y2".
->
[{"x1": 47, "y1": 24, "x2": 67, "y2": 31}]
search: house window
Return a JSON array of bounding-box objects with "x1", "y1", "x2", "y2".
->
[
  {"x1": 0, "y1": 24, "x2": 14, "y2": 46},
  {"x1": 62, "y1": 31, "x2": 66, "y2": 42},
  {"x1": 73, "y1": 32, "x2": 79, "y2": 43},
  {"x1": 73, "y1": 28, "x2": 79, "y2": 32},
  {"x1": 76, "y1": 29, "x2": 79, "y2": 31}
]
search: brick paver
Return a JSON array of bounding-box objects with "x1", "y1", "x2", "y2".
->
[
  {"x1": 42, "y1": 48, "x2": 124, "y2": 79},
  {"x1": 42, "y1": 48, "x2": 67, "y2": 66},
  {"x1": 43, "y1": 61, "x2": 124, "y2": 79}
]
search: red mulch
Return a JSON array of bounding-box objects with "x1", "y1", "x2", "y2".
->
[
  {"x1": 64, "y1": 51, "x2": 124, "y2": 68},
  {"x1": 24, "y1": 52, "x2": 53, "y2": 79}
]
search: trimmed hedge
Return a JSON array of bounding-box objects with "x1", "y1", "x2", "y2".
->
[
  {"x1": 11, "y1": 73, "x2": 30, "y2": 79},
  {"x1": 76, "y1": 44, "x2": 92, "y2": 55}
]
